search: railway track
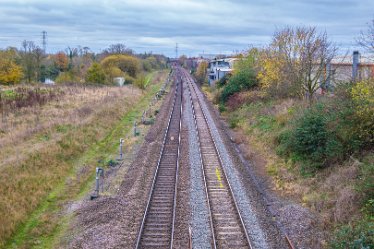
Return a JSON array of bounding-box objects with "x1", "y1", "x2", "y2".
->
[
  {"x1": 135, "y1": 69, "x2": 183, "y2": 249},
  {"x1": 182, "y1": 69, "x2": 253, "y2": 249}
]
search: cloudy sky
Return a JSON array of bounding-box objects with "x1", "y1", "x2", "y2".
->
[{"x1": 0, "y1": 0, "x2": 373, "y2": 57}]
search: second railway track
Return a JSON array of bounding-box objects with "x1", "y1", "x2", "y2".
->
[
  {"x1": 182, "y1": 69, "x2": 253, "y2": 249},
  {"x1": 135, "y1": 69, "x2": 183, "y2": 249}
]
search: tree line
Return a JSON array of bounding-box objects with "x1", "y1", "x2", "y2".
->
[{"x1": 0, "y1": 43, "x2": 168, "y2": 85}]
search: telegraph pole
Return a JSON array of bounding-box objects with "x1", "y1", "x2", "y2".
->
[
  {"x1": 42, "y1": 31, "x2": 47, "y2": 54},
  {"x1": 175, "y1": 43, "x2": 178, "y2": 59}
]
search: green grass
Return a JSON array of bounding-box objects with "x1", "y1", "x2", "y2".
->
[{"x1": 4, "y1": 70, "x2": 168, "y2": 249}]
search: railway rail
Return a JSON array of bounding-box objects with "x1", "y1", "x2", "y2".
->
[
  {"x1": 182, "y1": 69, "x2": 253, "y2": 249},
  {"x1": 135, "y1": 68, "x2": 183, "y2": 249}
]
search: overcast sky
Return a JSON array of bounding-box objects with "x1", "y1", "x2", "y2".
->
[{"x1": 0, "y1": 0, "x2": 373, "y2": 57}]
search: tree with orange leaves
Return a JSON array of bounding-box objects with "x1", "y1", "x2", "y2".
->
[{"x1": 54, "y1": 52, "x2": 69, "y2": 72}]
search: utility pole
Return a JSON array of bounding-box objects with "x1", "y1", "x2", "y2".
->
[
  {"x1": 175, "y1": 43, "x2": 178, "y2": 59},
  {"x1": 42, "y1": 31, "x2": 47, "y2": 54}
]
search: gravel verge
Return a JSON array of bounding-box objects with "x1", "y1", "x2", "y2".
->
[{"x1": 61, "y1": 82, "x2": 176, "y2": 249}]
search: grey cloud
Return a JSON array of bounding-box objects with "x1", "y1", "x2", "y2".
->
[{"x1": 0, "y1": 0, "x2": 373, "y2": 56}]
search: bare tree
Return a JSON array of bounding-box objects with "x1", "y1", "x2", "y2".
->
[
  {"x1": 34, "y1": 47, "x2": 44, "y2": 82},
  {"x1": 104, "y1": 43, "x2": 133, "y2": 55},
  {"x1": 357, "y1": 19, "x2": 374, "y2": 53},
  {"x1": 20, "y1": 40, "x2": 37, "y2": 83},
  {"x1": 271, "y1": 26, "x2": 336, "y2": 104}
]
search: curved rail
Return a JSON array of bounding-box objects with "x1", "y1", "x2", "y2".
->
[
  {"x1": 183, "y1": 69, "x2": 253, "y2": 249},
  {"x1": 135, "y1": 68, "x2": 183, "y2": 249}
]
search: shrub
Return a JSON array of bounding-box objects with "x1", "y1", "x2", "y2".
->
[
  {"x1": 217, "y1": 73, "x2": 231, "y2": 88},
  {"x1": 351, "y1": 79, "x2": 374, "y2": 145},
  {"x1": 101, "y1": 54, "x2": 141, "y2": 78},
  {"x1": 134, "y1": 74, "x2": 147, "y2": 90},
  {"x1": 85, "y1": 62, "x2": 106, "y2": 84},
  {"x1": 55, "y1": 71, "x2": 78, "y2": 84},
  {"x1": 329, "y1": 216, "x2": 374, "y2": 249},
  {"x1": 277, "y1": 103, "x2": 344, "y2": 171},
  {"x1": 220, "y1": 69, "x2": 257, "y2": 103}
]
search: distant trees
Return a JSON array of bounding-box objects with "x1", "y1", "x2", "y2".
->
[
  {"x1": 103, "y1": 43, "x2": 133, "y2": 55},
  {"x1": 0, "y1": 41, "x2": 167, "y2": 85}
]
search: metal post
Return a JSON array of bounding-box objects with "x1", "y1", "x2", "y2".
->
[
  {"x1": 134, "y1": 121, "x2": 137, "y2": 136},
  {"x1": 95, "y1": 167, "x2": 104, "y2": 197},
  {"x1": 119, "y1": 138, "x2": 124, "y2": 160},
  {"x1": 141, "y1": 110, "x2": 145, "y2": 124}
]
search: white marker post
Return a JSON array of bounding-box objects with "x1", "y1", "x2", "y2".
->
[{"x1": 119, "y1": 138, "x2": 124, "y2": 160}]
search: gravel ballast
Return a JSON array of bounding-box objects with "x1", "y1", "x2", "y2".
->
[
  {"x1": 192, "y1": 82, "x2": 274, "y2": 249},
  {"x1": 183, "y1": 82, "x2": 213, "y2": 249}
]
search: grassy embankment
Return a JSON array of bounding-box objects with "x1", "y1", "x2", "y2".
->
[
  {"x1": 203, "y1": 84, "x2": 373, "y2": 248},
  {"x1": 0, "y1": 70, "x2": 169, "y2": 248}
]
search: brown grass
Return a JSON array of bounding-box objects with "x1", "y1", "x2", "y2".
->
[
  {"x1": 0, "y1": 84, "x2": 144, "y2": 247},
  {"x1": 207, "y1": 87, "x2": 371, "y2": 244}
]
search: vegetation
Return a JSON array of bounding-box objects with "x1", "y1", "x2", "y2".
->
[
  {"x1": 195, "y1": 60, "x2": 208, "y2": 84},
  {"x1": 0, "y1": 48, "x2": 23, "y2": 85},
  {"x1": 0, "y1": 70, "x2": 168, "y2": 248},
  {"x1": 203, "y1": 24, "x2": 373, "y2": 247},
  {"x1": 0, "y1": 42, "x2": 168, "y2": 88},
  {"x1": 85, "y1": 62, "x2": 106, "y2": 84}
]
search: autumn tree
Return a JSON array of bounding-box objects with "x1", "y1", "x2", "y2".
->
[
  {"x1": 195, "y1": 61, "x2": 208, "y2": 84},
  {"x1": 0, "y1": 48, "x2": 23, "y2": 85},
  {"x1": 266, "y1": 27, "x2": 336, "y2": 103},
  {"x1": 54, "y1": 52, "x2": 69, "y2": 72},
  {"x1": 258, "y1": 49, "x2": 293, "y2": 97},
  {"x1": 101, "y1": 55, "x2": 141, "y2": 81}
]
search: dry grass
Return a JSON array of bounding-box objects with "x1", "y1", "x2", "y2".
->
[
  {"x1": 236, "y1": 98, "x2": 366, "y2": 221},
  {"x1": 206, "y1": 87, "x2": 372, "y2": 245},
  {"x1": 0, "y1": 84, "x2": 144, "y2": 247}
]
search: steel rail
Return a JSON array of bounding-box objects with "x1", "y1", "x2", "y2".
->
[
  {"x1": 184, "y1": 69, "x2": 253, "y2": 249},
  {"x1": 135, "y1": 69, "x2": 182, "y2": 249},
  {"x1": 184, "y1": 73, "x2": 217, "y2": 249}
]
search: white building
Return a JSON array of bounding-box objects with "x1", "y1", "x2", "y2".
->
[{"x1": 207, "y1": 58, "x2": 237, "y2": 85}]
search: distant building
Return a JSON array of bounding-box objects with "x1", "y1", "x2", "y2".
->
[
  {"x1": 329, "y1": 51, "x2": 374, "y2": 84},
  {"x1": 114, "y1": 77, "x2": 125, "y2": 86},
  {"x1": 44, "y1": 78, "x2": 55, "y2": 85},
  {"x1": 207, "y1": 58, "x2": 237, "y2": 85}
]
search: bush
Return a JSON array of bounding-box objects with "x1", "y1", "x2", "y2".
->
[
  {"x1": 101, "y1": 54, "x2": 141, "y2": 78},
  {"x1": 55, "y1": 71, "x2": 78, "y2": 84},
  {"x1": 220, "y1": 69, "x2": 257, "y2": 103},
  {"x1": 351, "y1": 80, "x2": 374, "y2": 145},
  {"x1": 277, "y1": 103, "x2": 344, "y2": 171},
  {"x1": 329, "y1": 214, "x2": 374, "y2": 249},
  {"x1": 85, "y1": 63, "x2": 106, "y2": 84},
  {"x1": 217, "y1": 73, "x2": 231, "y2": 88},
  {"x1": 134, "y1": 74, "x2": 147, "y2": 90}
]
